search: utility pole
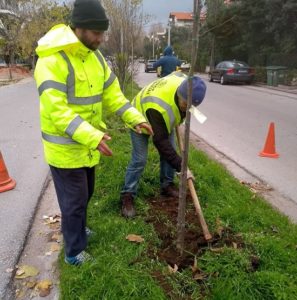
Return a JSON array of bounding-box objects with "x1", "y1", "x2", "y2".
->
[{"x1": 152, "y1": 34, "x2": 155, "y2": 58}]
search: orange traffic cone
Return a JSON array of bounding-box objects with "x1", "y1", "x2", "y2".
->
[
  {"x1": 259, "y1": 122, "x2": 279, "y2": 158},
  {"x1": 0, "y1": 151, "x2": 16, "y2": 193}
]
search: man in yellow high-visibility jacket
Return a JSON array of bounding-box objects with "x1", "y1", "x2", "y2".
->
[
  {"x1": 120, "y1": 72, "x2": 206, "y2": 218},
  {"x1": 34, "y1": 0, "x2": 152, "y2": 266}
]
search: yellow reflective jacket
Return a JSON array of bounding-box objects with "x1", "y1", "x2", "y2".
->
[
  {"x1": 132, "y1": 72, "x2": 187, "y2": 133},
  {"x1": 34, "y1": 24, "x2": 146, "y2": 168}
]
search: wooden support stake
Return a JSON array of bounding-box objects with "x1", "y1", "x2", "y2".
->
[{"x1": 176, "y1": 126, "x2": 212, "y2": 241}]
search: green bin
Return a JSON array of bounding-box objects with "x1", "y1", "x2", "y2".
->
[{"x1": 266, "y1": 66, "x2": 287, "y2": 86}]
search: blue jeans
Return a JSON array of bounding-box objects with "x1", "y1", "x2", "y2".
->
[{"x1": 121, "y1": 130, "x2": 176, "y2": 197}]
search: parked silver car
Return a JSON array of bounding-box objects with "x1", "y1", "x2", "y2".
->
[{"x1": 144, "y1": 59, "x2": 157, "y2": 73}]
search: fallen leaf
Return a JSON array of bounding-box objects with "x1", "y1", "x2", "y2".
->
[
  {"x1": 193, "y1": 271, "x2": 207, "y2": 281},
  {"x1": 168, "y1": 264, "x2": 178, "y2": 273},
  {"x1": 250, "y1": 188, "x2": 257, "y2": 194},
  {"x1": 212, "y1": 271, "x2": 219, "y2": 277},
  {"x1": 50, "y1": 243, "x2": 61, "y2": 252},
  {"x1": 26, "y1": 280, "x2": 37, "y2": 289},
  {"x1": 271, "y1": 225, "x2": 279, "y2": 233},
  {"x1": 232, "y1": 242, "x2": 238, "y2": 249},
  {"x1": 16, "y1": 269, "x2": 25, "y2": 276},
  {"x1": 51, "y1": 233, "x2": 62, "y2": 242},
  {"x1": 35, "y1": 280, "x2": 52, "y2": 297},
  {"x1": 126, "y1": 234, "x2": 144, "y2": 243},
  {"x1": 15, "y1": 288, "x2": 26, "y2": 299},
  {"x1": 45, "y1": 251, "x2": 52, "y2": 256},
  {"x1": 210, "y1": 247, "x2": 224, "y2": 253},
  {"x1": 15, "y1": 265, "x2": 39, "y2": 279},
  {"x1": 191, "y1": 256, "x2": 198, "y2": 272}
]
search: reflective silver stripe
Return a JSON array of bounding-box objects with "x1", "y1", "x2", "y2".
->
[
  {"x1": 116, "y1": 102, "x2": 133, "y2": 117},
  {"x1": 104, "y1": 72, "x2": 116, "y2": 89},
  {"x1": 42, "y1": 132, "x2": 78, "y2": 145},
  {"x1": 59, "y1": 51, "x2": 74, "y2": 95},
  {"x1": 94, "y1": 50, "x2": 105, "y2": 69},
  {"x1": 68, "y1": 94, "x2": 102, "y2": 105},
  {"x1": 38, "y1": 80, "x2": 67, "y2": 96},
  {"x1": 141, "y1": 96, "x2": 175, "y2": 129},
  {"x1": 65, "y1": 115, "x2": 84, "y2": 137},
  {"x1": 59, "y1": 50, "x2": 102, "y2": 105}
]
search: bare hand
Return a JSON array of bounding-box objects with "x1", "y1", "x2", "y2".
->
[
  {"x1": 134, "y1": 122, "x2": 154, "y2": 135},
  {"x1": 97, "y1": 134, "x2": 113, "y2": 156}
]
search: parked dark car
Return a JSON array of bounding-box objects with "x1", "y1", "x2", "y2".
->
[
  {"x1": 144, "y1": 59, "x2": 157, "y2": 73},
  {"x1": 208, "y1": 60, "x2": 254, "y2": 85}
]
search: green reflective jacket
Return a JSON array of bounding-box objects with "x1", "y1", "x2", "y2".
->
[
  {"x1": 132, "y1": 72, "x2": 187, "y2": 133},
  {"x1": 34, "y1": 24, "x2": 146, "y2": 168}
]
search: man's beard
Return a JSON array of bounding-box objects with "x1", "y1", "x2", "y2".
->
[{"x1": 80, "y1": 34, "x2": 99, "y2": 51}]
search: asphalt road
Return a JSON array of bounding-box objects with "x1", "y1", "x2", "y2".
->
[
  {"x1": 191, "y1": 80, "x2": 297, "y2": 205},
  {"x1": 0, "y1": 79, "x2": 49, "y2": 299}
]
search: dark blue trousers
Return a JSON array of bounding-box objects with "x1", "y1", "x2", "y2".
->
[{"x1": 50, "y1": 166, "x2": 95, "y2": 257}]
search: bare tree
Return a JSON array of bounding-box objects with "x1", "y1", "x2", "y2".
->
[
  {"x1": 0, "y1": 0, "x2": 70, "y2": 74},
  {"x1": 101, "y1": 0, "x2": 149, "y2": 91}
]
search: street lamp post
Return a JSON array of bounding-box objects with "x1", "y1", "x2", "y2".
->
[{"x1": 167, "y1": 17, "x2": 173, "y2": 46}]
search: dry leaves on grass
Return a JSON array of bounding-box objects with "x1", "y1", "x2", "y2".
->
[
  {"x1": 191, "y1": 257, "x2": 208, "y2": 281},
  {"x1": 168, "y1": 264, "x2": 178, "y2": 274},
  {"x1": 240, "y1": 180, "x2": 272, "y2": 193},
  {"x1": 125, "y1": 234, "x2": 144, "y2": 243}
]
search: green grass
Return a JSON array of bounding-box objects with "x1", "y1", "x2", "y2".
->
[{"x1": 59, "y1": 86, "x2": 297, "y2": 300}]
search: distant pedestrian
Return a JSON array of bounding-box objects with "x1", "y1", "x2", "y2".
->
[
  {"x1": 34, "y1": 0, "x2": 152, "y2": 266},
  {"x1": 120, "y1": 71, "x2": 206, "y2": 218},
  {"x1": 153, "y1": 46, "x2": 181, "y2": 77}
]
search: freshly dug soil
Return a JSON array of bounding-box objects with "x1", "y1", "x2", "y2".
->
[{"x1": 145, "y1": 194, "x2": 248, "y2": 299}]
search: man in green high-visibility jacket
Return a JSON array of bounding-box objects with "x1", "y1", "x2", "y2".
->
[{"x1": 34, "y1": 0, "x2": 152, "y2": 266}]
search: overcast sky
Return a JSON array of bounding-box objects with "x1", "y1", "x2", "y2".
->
[{"x1": 142, "y1": 0, "x2": 194, "y2": 27}]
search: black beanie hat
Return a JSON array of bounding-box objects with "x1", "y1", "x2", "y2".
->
[{"x1": 71, "y1": 0, "x2": 109, "y2": 31}]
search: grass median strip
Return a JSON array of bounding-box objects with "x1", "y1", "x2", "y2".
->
[{"x1": 59, "y1": 87, "x2": 297, "y2": 300}]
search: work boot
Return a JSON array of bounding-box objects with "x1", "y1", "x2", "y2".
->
[
  {"x1": 121, "y1": 192, "x2": 136, "y2": 218},
  {"x1": 161, "y1": 184, "x2": 179, "y2": 198}
]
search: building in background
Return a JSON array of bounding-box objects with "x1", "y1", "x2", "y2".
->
[{"x1": 169, "y1": 12, "x2": 193, "y2": 27}]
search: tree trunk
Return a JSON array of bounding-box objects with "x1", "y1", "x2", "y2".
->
[{"x1": 176, "y1": 0, "x2": 201, "y2": 254}]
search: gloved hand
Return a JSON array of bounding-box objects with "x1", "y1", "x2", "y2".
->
[{"x1": 187, "y1": 169, "x2": 195, "y2": 181}]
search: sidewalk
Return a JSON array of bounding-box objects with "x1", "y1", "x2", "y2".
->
[{"x1": 0, "y1": 78, "x2": 49, "y2": 299}]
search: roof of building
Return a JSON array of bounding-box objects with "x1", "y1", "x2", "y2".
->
[{"x1": 170, "y1": 12, "x2": 193, "y2": 21}]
